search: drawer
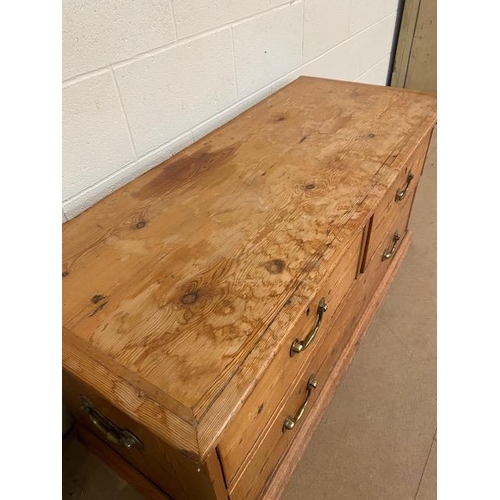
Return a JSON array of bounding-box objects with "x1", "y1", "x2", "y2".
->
[
  {"x1": 227, "y1": 262, "x2": 378, "y2": 500},
  {"x1": 62, "y1": 371, "x2": 224, "y2": 500},
  {"x1": 217, "y1": 231, "x2": 364, "y2": 483},
  {"x1": 364, "y1": 132, "x2": 430, "y2": 265},
  {"x1": 228, "y1": 342, "x2": 327, "y2": 500},
  {"x1": 364, "y1": 188, "x2": 415, "y2": 282}
]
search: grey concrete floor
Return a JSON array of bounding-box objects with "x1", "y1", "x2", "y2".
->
[{"x1": 62, "y1": 128, "x2": 437, "y2": 500}]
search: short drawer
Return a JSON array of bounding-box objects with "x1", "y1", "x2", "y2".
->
[
  {"x1": 364, "y1": 132, "x2": 430, "y2": 265},
  {"x1": 364, "y1": 187, "x2": 415, "y2": 282},
  {"x1": 218, "y1": 231, "x2": 364, "y2": 484},
  {"x1": 62, "y1": 371, "x2": 224, "y2": 500}
]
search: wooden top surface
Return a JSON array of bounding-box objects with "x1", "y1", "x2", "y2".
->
[{"x1": 63, "y1": 77, "x2": 436, "y2": 457}]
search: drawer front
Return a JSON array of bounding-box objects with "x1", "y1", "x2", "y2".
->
[
  {"x1": 62, "y1": 372, "x2": 225, "y2": 500},
  {"x1": 228, "y1": 345, "x2": 327, "y2": 500},
  {"x1": 364, "y1": 188, "x2": 416, "y2": 282},
  {"x1": 227, "y1": 261, "x2": 379, "y2": 500},
  {"x1": 218, "y1": 231, "x2": 364, "y2": 483},
  {"x1": 364, "y1": 132, "x2": 429, "y2": 265}
]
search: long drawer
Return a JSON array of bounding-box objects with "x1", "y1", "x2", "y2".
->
[
  {"x1": 218, "y1": 230, "x2": 364, "y2": 483},
  {"x1": 227, "y1": 250, "x2": 377, "y2": 500},
  {"x1": 228, "y1": 323, "x2": 336, "y2": 500}
]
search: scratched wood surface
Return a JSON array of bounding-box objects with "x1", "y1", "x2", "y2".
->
[
  {"x1": 63, "y1": 77, "x2": 436, "y2": 458},
  {"x1": 260, "y1": 233, "x2": 414, "y2": 500},
  {"x1": 226, "y1": 197, "x2": 417, "y2": 497},
  {"x1": 217, "y1": 229, "x2": 364, "y2": 482}
]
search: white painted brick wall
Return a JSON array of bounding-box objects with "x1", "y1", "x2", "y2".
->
[
  {"x1": 62, "y1": 71, "x2": 136, "y2": 200},
  {"x1": 349, "y1": 0, "x2": 399, "y2": 35},
  {"x1": 357, "y1": 55, "x2": 392, "y2": 84},
  {"x1": 303, "y1": 13, "x2": 397, "y2": 82},
  {"x1": 115, "y1": 27, "x2": 237, "y2": 156},
  {"x1": 233, "y1": 3, "x2": 303, "y2": 99},
  {"x1": 62, "y1": 0, "x2": 399, "y2": 220},
  {"x1": 172, "y1": 0, "x2": 269, "y2": 39},
  {"x1": 303, "y1": 0, "x2": 350, "y2": 62},
  {"x1": 63, "y1": 0, "x2": 176, "y2": 80}
]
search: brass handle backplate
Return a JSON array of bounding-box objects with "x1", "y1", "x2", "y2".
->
[
  {"x1": 283, "y1": 376, "x2": 318, "y2": 432},
  {"x1": 290, "y1": 298, "x2": 327, "y2": 357},
  {"x1": 395, "y1": 173, "x2": 414, "y2": 201},
  {"x1": 382, "y1": 232, "x2": 401, "y2": 261},
  {"x1": 80, "y1": 396, "x2": 143, "y2": 449}
]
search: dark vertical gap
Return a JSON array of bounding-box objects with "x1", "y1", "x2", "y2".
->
[
  {"x1": 215, "y1": 446, "x2": 230, "y2": 493},
  {"x1": 387, "y1": 0, "x2": 409, "y2": 86},
  {"x1": 417, "y1": 128, "x2": 434, "y2": 177},
  {"x1": 358, "y1": 215, "x2": 374, "y2": 275}
]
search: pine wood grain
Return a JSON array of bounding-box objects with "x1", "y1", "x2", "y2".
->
[
  {"x1": 260, "y1": 233, "x2": 413, "y2": 500},
  {"x1": 218, "y1": 229, "x2": 363, "y2": 482},
  {"x1": 227, "y1": 209, "x2": 415, "y2": 499},
  {"x1": 196, "y1": 115, "x2": 435, "y2": 459},
  {"x1": 227, "y1": 229, "x2": 414, "y2": 500},
  {"x1": 62, "y1": 77, "x2": 436, "y2": 460},
  {"x1": 63, "y1": 331, "x2": 198, "y2": 455}
]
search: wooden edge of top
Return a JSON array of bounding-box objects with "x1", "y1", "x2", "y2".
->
[
  {"x1": 63, "y1": 327, "x2": 194, "y2": 423},
  {"x1": 297, "y1": 75, "x2": 438, "y2": 100},
  {"x1": 63, "y1": 327, "x2": 201, "y2": 459}
]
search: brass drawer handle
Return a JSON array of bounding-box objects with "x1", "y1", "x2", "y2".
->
[
  {"x1": 283, "y1": 376, "x2": 318, "y2": 432},
  {"x1": 80, "y1": 396, "x2": 143, "y2": 449},
  {"x1": 395, "y1": 173, "x2": 414, "y2": 201},
  {"x1": 382, "y1": 232, "x2": 401, "y2": 261},
  {"x1": 290, "y1": 298, "x2": 327, "y2": 357}
]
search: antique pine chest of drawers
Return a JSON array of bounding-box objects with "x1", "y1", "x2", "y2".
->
[{"x1": 62, "y1": 77, "x2": 437, "y2": 500}]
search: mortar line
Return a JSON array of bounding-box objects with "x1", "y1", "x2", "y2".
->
[
  {"x1": 230, "y1": 26, "x2": 239, "y2": 100},
  {"x1": 356, "y1": 52, "x2": 393, "y2": 81},
  {"x1": 168, "y1": 0, "x2": 179, "y2": 42},
  {"x1": 301, "y1": 0, "x2": 305, "y2": 63},
  {"x1": 110, "y1": 68, "x2": 138, "y2": 159}
]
